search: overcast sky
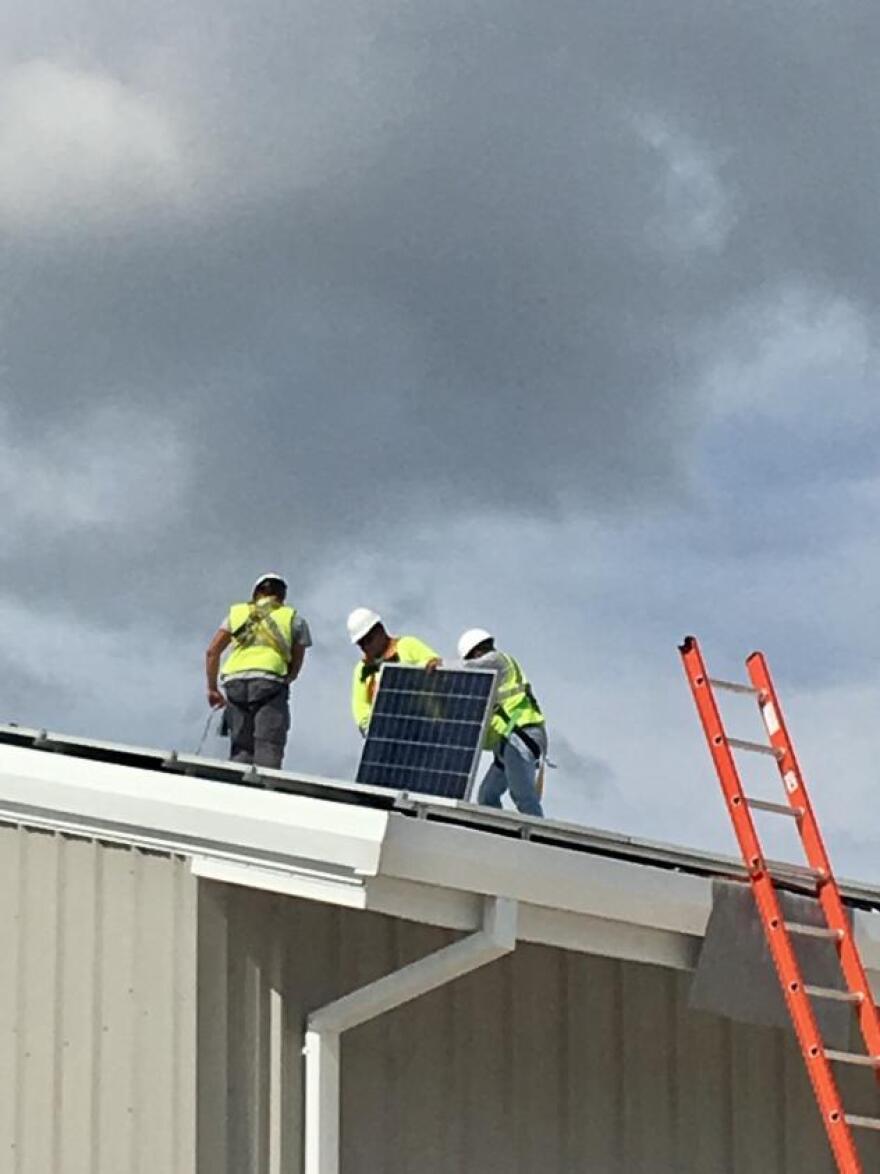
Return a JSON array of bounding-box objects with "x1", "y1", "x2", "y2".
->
[{"x1": 3, "y1": 0, "x2": 879, "y2": 881}]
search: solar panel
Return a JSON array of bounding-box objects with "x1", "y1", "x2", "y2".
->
[{"x1": 355, "y1": 665, "x2": 496, "y2": 799}]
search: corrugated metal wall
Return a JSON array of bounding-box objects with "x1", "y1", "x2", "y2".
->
[
  {"x1": 0, "y1": 824, "x2": 198, "y2": 1174},
  {"x1": 199, "y1": 881, "x2": 880, "y2": 1174}
]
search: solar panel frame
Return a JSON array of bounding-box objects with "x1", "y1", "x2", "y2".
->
[{"x1": 355, "y1": 664, "x2": 497, "y2": 801}]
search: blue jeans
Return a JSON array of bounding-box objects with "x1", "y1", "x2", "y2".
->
[{"x1": 477, "y1": 726, "x2": 546, "y2": 817}]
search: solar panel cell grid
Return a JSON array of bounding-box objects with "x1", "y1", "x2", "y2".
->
[{"x1": 355, "y1": 665, "x2": 496, "y2": 799}]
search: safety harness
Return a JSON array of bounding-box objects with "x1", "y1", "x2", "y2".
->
[
  {"x1": 360, "y1": 639, "x2": 400, "y2": 705},
  {"x1": 493, "y1": 654, "x2": 544, "y2": 760},
  {"x1": 230, "y1": 601, "x2": 292, "y2": 665}
]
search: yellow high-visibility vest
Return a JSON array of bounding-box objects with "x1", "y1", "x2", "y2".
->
[
  {"x1": 221, "y1": 601, "x2": 296, "y2": 679},
  {"x1": 351, "y1": 635, "x2": 439, "y2": 731},
  {"x1": 486, "y1": 652, "x2": 544, "y2": 749}
]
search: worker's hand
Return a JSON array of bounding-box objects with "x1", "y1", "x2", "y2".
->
[
  {"x1": 425, "y1": 658, "x2": 442, "y2": 673},
  {"x1": 207, "y1": 688, "x2": 226, "y2": 709}
]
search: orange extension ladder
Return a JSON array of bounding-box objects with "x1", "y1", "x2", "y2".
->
[{"x1": 679, "y1": 636, "x2": 880, "y2": 1173}]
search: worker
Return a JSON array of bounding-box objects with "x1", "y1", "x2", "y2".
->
[
  {"x1": 348, "y1": 607, "x2": 440, "y2": 734},
  {"x1": 457, "y1": 628, "x2": 546, "y2": 818},
  {"x1": 205, "y1": 573, "x2": 311, "y2": 769}
]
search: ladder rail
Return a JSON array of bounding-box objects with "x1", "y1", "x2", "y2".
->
[
  {"x1": 746, "y1": 651, "x2": 880, "y2": 1074},
  {"x1": 679, "y1": 637, "x2": 863, "y2": 1173}
]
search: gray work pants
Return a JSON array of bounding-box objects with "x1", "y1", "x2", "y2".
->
[{"x1": 223, "y1": 678, "x2": 290, "y2": 769}]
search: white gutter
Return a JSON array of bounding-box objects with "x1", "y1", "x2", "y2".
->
[{"x1": 303, "y1": 895, "x2": 518, "y2": 1174}]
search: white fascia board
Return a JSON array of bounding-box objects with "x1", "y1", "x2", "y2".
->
[
  {"x1": 366, "y1": 814, "x2": 713, "y2": 973},
  {"x1": 379, "y1": 813, "x2": 713, "y2": 938},
  {"x1": 363, "y1": 875, "x2": 483, "y2": 929},
  {"x1": 360, "y1": 874, "x2": 700, "y2": 972},
  {"x1": 375, "y1": 820, "x2": 880, "y2": 982},
  {"x1": 0, "y1": 744, "x2": 387, "y2": 877},
  {"x1": 518, "y1": 904, "x2": 702, "y2": 971}
]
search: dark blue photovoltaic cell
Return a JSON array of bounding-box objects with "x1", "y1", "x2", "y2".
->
[{"x1": 356, "y1": 665, "x2": 495, "y2": 798}]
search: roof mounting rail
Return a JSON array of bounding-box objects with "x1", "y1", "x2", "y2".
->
[{"x1": 32, "y1": 729, "x2": 58, "y2": 752}]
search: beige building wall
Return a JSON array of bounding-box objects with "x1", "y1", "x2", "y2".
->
[
  {"x1": 2, "y1": 820, "x2": 877, "y2": 1174},
  {"x1": 199, "y1": 880, "x2": 880, "y2": 1174},
  {"x1": 0, "y1": 824, "x2": 198, "y2": 1174}
]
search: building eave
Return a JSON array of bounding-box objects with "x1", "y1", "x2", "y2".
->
[{"x1": 1, "y1": 726, "x2": 878, "y2": 988}]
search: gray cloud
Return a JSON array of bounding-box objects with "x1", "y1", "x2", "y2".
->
[
  {"x1": 544, "y1": 732, "x2": 615, "y2": 819},
  {"x1": 2, "y1": 1, "x2": 880, "y2": 868},
  {"x1": 7, "y1": 2, "x2": 879, "y2": 579}
]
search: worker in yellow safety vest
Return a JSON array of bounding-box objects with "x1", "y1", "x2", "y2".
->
[
  {"x1": 457, "y1": 628, "x2": 546, "y2": 817},
  {"x1": 205, "y1": 573, "x2": 311, "y2": 769},
  {"x1": 348, "y1": 607, "x2": 440, "y2": 734}
]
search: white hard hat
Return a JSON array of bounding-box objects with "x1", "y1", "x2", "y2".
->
[
  {"x1": 458, "y1": 628, "x2": 493, "y2": 659},
  {"x1": 347, "y1": 607, "x2": 383, "y2": 644},
  {"x1": 252, "y1": 572, "x2": 287, "y2": 596}
]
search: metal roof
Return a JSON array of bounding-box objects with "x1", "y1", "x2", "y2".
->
[{"x1": 2, "y1": 722, "x2": 878, "y2": 903}]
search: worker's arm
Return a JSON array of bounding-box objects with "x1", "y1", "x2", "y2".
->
[
  {"x1": 459, "y1": 649, "x2": 506, "y2": 676},
  {"x1": 205, "y1": 629, "x2": 232, "y2": 708},
  {"x1": 351, "y1": 663, "x2": 372, "y2": 735},
  {"x1": 398, "y1": 636, "x2": 441, "y2": 669},
  {"x1": 286, "y1": 642, "x2": 306, "y2": 683},
  {"x1": 287, "y1": 614, "x2": 312, "y2": 683}
]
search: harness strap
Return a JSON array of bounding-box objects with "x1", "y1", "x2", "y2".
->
[
  {"x1": 231, "y1": 602, "x2": 292, "y2": 664},
  {"x1": 361, "y1": 639, "x2": 400, "y2": 704},
  {"x1": 261, "y1": 609, "x2": 292, "y2": 662},
  {"x1": 494, "y1": 654, "x2": 542, "y2": 740},
  {"x1": 495, "y1": 706, "x2": 543, "y2": 760}
]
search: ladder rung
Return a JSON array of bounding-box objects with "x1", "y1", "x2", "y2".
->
[
  {"x1": 767, "y1": 860, "x2": 825, "y2": 886},
  {"x1": 804, "y1": 985, "x2": 864, "y2": 1004},
  {"x1": 785, "y1": 922, "x2": 844, "y2": 941},
  {"x1": 825, "y1": 1050, "x2": 880, "y2": 1068},
  {"x1": 845, "y1": 1114, "x2": 880, "y2": 1132},
  {"x1": 746, "y1": 797, "x2": 804, "y2": 819},
  {"x1": 708, "y1": 677, "x2": 760, "y2": 696},
  {"x1": 727, "y1": 737, "x2": 783, "y2": 760}
]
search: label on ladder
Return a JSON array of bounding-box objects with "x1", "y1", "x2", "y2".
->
[
  {"x1": 762, "y1": 701, "x2": 781, "y2": 736},
  {"x1": 784, "y1": 770, "x2": 799, "y2": 794}
]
